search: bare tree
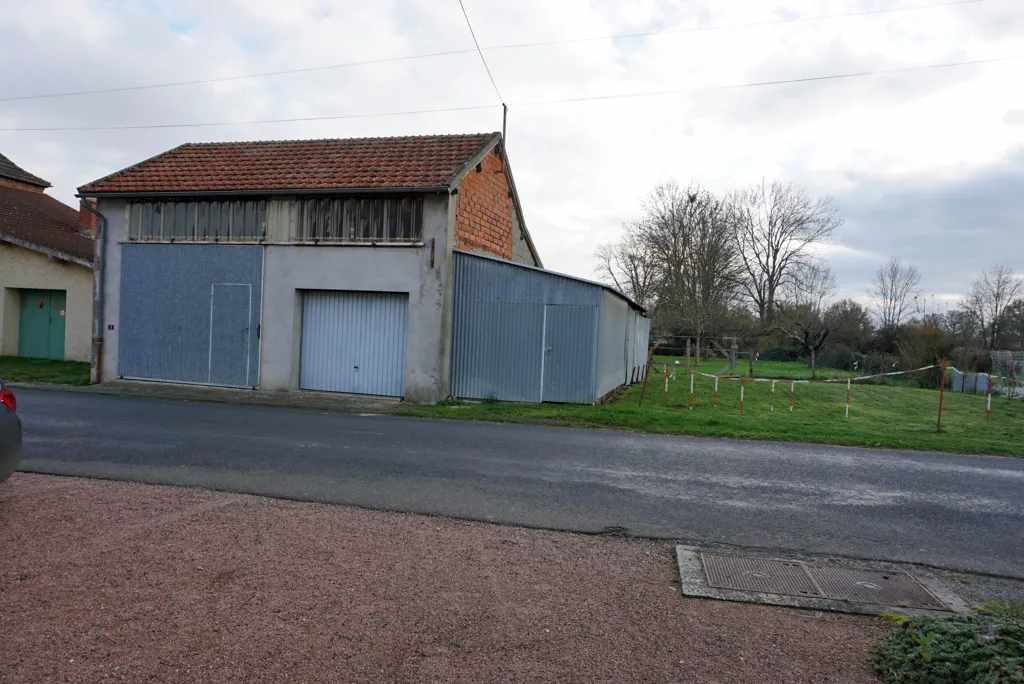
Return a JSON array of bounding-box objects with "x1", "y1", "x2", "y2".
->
[
  {"x1": 773, "y1": 264, "x2": 838, "y2": 379},
  {"x1": 643, "y1": 181, "x2": 741, "y2": 362},
  {"x1": 635, "y1": 183, "x2": 741, "y2": 364},
  {"x1": 727, "y1": 180, "x2": 842, "y2": 325},
  {"x1": 962, "y1": 265, "x2": 1024, "y2": 349},
  {"x1": 594, "y1": 223, "x2": 658, "y2": 308},
  {"x1": 869, "y1": 257, "x2": 922, "y2": 330}
]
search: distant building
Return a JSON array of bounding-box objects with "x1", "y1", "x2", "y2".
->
[{"x1": 0, "y1": 152, "x2": 95, "y2": 361}]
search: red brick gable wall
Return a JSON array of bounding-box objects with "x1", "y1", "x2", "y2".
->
[{"x1": 455, "y1": 149, "x2": 513, "y2": 260}]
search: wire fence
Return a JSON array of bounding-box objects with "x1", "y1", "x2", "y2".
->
[{"x1": 638, "y1": 352, "x2": 1023, "y2": 433}]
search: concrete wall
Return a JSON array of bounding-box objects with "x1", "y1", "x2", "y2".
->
[
  {"x1": 0, "y1": 242, "x2": 93, "y2": 361},
  {"x1": 95, "y1": 199, "x2": 127, "y2": 382},
  {"x1": 510, "y1": 209, "x2": 538, "y2": 267},
  {"x1": 259, "y1": 194, "x2": 451, "y2": 403}
]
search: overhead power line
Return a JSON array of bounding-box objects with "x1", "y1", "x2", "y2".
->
[
  {"x1": 513, "y1": 54, "x2": 1022, "y2": 107},
  {"x1": 0, "y1": 104, "x2": 501, "y2": 131},
  {"x1": 0, "y1": 0, "x2": 984, "y2": 103},
  {"x1": 2, "y1": 54, "x2": 1017, "y2": 132},
  {"x1": 457, "y1": 0, "x2": 504, "y2": 104}
]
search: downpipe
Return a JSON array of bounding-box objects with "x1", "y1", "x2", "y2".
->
[{"x1": 79, "y1": 200, "x2": 107, "y2": 384}]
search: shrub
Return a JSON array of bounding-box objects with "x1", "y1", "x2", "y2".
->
[
  {"x1": 821, "y1": 344, "x2": 857, "y2": 371},
  {"x1": 872, "y1": 604, "x2": 1024, "y2": 683},
  {"x1": 759, "y1": 346, "x2": 806, "y2": 362}
]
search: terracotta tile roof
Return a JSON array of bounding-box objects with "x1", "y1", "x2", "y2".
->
[
  {"x1": 0, "y1": 152, "x2": 50, "y2": 188},
  {"x1": 79, "y1": 133, "x2": 501, "y2": 195},
  {"x1": 0, "y1": 185, "x2": 94, "y2": 264}
]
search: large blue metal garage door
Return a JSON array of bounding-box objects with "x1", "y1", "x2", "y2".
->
[
  {"x1": 118, "y1": 244, "x2": 263, "y2": 388},
  {"x1": 299, "y1": 290, "x2": 408, "y2": 397}
]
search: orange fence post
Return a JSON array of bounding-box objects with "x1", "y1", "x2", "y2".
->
[
  {"x1": 789, "y1": 380, "x2": 795, "y2": 412},
  {"x1": 739, "y1": 378, "x2": 745, "y2": 414},
  {"x1": 713, "y1": 375, "x2": 719, "y2": 407},
  {"x1": 936, "y1": 360, "x2": 947, "y2": 433},
  {"x1": 770, "y1": 380, "x2": 776, "y2": 413},
  {"x1": 689, "y1": 372, "x2": 694, "y2": 410},
  {"x1": 845, "y1": 378, "x2": 851, "y2": 418}
]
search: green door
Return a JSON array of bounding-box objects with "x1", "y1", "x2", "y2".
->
[{"x1": 18, "y1": 289, "x2": 66, "y2": 360}]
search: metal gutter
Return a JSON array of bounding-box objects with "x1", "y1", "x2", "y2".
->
[
  {"x1": 453, "y1": 248, "x2": 646, "y2": 313},
  {"x1": 75, "y1": 186, "x2": 451, "y2": 199},
  {"x1": 79, "y1": 200, "x2": 107, "y2": 384}
]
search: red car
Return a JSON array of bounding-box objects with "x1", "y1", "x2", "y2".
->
[{"x1": 0, "y1": 379, "x2": 21, "y2": 483}]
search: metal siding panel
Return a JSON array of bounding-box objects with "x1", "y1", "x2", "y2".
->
[
  {"x1": 595, "y1": 291, "x2": 633, "y2": 399},
  {"x1": 451, "y1": 301, "x2": 544, "y2": 402},
  {"x1": 118, "y1": 244, "x2": 262, "y2": 387},
  {"x1": 209, "y1": 283, "x2": 253, "y2": 387},
  {"x1": 450, "y1": 251, "x2": 613, "y2": 404},
  {"x1": 299, "y1": 291, "x2": 407, "y2": 397},
  {"x1": 542, "y1": 304, "x2": 597, "y2": 403}
]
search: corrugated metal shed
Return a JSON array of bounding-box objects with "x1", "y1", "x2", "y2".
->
[{"x1": 450, "y1": 251, "x2": 648, "y2": 404}]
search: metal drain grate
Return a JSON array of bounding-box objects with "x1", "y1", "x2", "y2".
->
[
  {"x1": 808, "y1": 567, "x2": 946, "y2": 610},
  {"x1": 699, "y1": 553, "x2": 947, "y2": 610},
  {"x1": 701, "y1": 554, "x2": 819, "y2": 596}
]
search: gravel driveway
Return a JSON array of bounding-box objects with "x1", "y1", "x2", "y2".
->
[{"x1": 1, "y1": 474, "x2": 886, "y2": 683}]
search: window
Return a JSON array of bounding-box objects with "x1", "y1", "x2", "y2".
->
[
  {"x1": 126, "y1": 196, "x2": 423, "y2": 243},
  {"x1": 127, "y1": 200, "x2": 266, "y2": 242},
  {"x1": 297, "y1": 196, "x2": 422, "y2": 242}
]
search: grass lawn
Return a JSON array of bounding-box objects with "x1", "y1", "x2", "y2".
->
[
  {"x1": 0, "y1": 356, "x2": 91, "y2": 386},
  {"x1": 400, "y1": 361, "x2": 1024, "y2": 457}
]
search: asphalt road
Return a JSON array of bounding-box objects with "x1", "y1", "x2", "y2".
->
[{"x1": 12, "y1": 388, "x2": 1024, "y2": 578}]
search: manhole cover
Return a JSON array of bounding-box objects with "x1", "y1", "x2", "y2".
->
[
  {"x1": 701, "y1": 554, "x2": 819, "y2": 596},
  {"x1": 808, "y1": 567, "x2": 946, "y2": 610},
  {"x1": 699, "y1": 553, "x2": 947, "y2": 610}
]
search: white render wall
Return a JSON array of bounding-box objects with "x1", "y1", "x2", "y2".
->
[
  {"x1": 259, "y1": 194, "x2": 452, "y2": 402},
  {"x1": 95, "y1": 199, "x2": 126, "y2": 382}
]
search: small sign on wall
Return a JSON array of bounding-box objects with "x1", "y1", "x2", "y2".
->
[{"x1": 108, "y1": 324, "x2": 114, "y2": 330}]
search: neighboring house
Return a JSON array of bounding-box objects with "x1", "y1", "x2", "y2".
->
[
  {"x1": 0, "y1": 152, "x2": 95, "y2": 362},
  {"x1": 79, "y1": 133, "x2": 647, "y2": 403}
]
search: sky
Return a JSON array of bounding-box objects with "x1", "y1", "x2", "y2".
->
[{"x1": 1, "y1": 0, "x2": 1022, "y2": 310}]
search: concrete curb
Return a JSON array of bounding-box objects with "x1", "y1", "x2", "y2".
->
[{"x1": 7, "y1": 380, "x2": 402, "y2": 414}]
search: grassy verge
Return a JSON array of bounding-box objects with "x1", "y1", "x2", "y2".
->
[
  {"x1": 400, "y1": 362, "x2": 1024, "y2": 457},
  {"x1": 0, "y1": 356, "x2": 91, "y2": 386}
]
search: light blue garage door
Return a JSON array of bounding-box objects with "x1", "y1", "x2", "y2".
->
[
  {"x1": 118, "y1": 244, "x2": 262, "y2": 388},
  {"x1": 299, "y1": 291, "x2": 408, "y2": 397}
]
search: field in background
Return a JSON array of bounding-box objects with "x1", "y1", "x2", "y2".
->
[
  {"x1": 0, "y1": 356, "x2": 90, "y2": 386},
  {"x1": 401, "y1": 361, "x2": 1024, "y2": 457},
  {"x1": 658, "y1": 356, "x2": 855, "y2": 380}
]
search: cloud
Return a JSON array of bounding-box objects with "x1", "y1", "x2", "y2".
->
[
  {"x1": 0, "y1": 0, "x2": 1020, "y2": 309},
  {"x1": 832, "y1": 148, "x2": 1024, "y2": 300}
]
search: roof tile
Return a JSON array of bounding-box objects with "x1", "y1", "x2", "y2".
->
[
  {"x1": 79, "y1": 133, "x2": 500, "y2": 194},
  {"x1": 0, "y1": 186, "x2": 94, "y2": 263},
  {"x1": 0, "y1": 152, "x2": 50, "y2": 188}
]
